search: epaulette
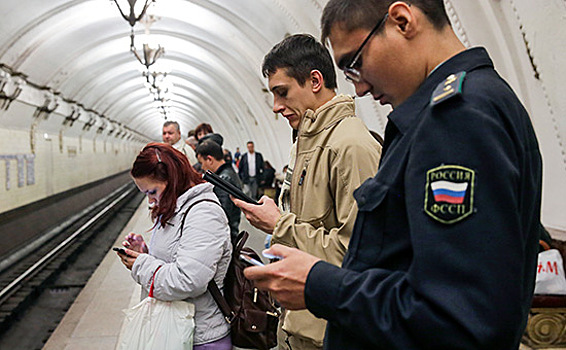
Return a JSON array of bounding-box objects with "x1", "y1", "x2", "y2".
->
[{"x1": 431, "y1": 71, "x2": 466, "y2": 106}]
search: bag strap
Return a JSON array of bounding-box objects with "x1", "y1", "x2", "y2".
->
[
  {"x1": 207, "y1": 278, "x2": 235, "y2": 323},
  {"x1": 178, "y1": 197, "x2": 239, "y2": 323},
  {"x1": 179, "y1": 198, "x2": 220, "y2": 234},
  {"x1": 208, "y1": 231, "x2": 251, "y2": 323}
]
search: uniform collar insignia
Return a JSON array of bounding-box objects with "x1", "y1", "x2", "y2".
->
[{"x1": 431, "y1": 71, "x2": 466, "y2": 106}]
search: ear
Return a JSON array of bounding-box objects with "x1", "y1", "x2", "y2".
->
[
  {"x1": 388, "y1": 1, "x2": 418, "y2": 39},
  {"x1": 310, "y1": 70, "x2": 324, "y2": 93}
]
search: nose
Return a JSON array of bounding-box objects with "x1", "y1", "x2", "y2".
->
[
  {"x1": 272, "y1": 98, "x2": 284, "y2": 114},
  {"x1": 354, "y1": 80, "x2": 372, "y2": 98}
]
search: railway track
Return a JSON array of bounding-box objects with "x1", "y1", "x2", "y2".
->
[{"x1": 0, "y1": 183, "x2": 143, "y2": 349}]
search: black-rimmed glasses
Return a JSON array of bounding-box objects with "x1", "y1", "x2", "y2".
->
[{"x1": 343, "y1": 13, "x2": 389, "y2": 83}]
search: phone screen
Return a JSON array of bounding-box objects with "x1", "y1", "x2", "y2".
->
[{"x1": 239, "y1": 254, "x2": 265, "y2": 267}]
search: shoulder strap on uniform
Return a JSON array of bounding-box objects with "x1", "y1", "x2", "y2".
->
[{"x1": 431, "y1": 71, "x2": 466, "y2": 106}]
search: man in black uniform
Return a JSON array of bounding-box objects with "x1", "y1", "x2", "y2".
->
[{"x1": 243, "y1": 0, "x2": 543, "y2": 349}]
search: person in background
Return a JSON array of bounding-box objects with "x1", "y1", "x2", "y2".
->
[
  {"x1": 243, "y1": 1, "x2": 543, "y2": 349},
  {"x1": 117, "y1": 143, "x2": 232, "y2": 349},
  {"x1": 185, "y1": 135, "x2": 199, "y2": 166},
  {"x1": 238, "y1": 141, "x2": 264, "y2": 200},
  {"x1": 196, "y1": 140, "x2": 243, "y2": 242},
  {"x1": 233, "y1": 34, "x2": 381, "y2": 350},
  {"x1": 223, "y1": 148, "x2": 239, "y2": 173},
  {"x1": 259, "y1": 160, "x2": 276, "y2": 199},
  {"x1": 194, "y1": 122, "x2": 214, "y2": 141},
  {"x1": 162, "y1": 121, "x2": 190, "y2": 158},
  {"x1": 234, "y1": 147, "x2": 241, "y2": 167},
  {"x1": 274, "y1": 164, "x2": 288, "y2": 207}
]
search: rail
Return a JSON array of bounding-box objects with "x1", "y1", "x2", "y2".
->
[{"x1": 0, "y1": 184, "x2": 135, "y2": 304}]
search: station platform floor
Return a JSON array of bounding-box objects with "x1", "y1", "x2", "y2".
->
[{"x1": 43, "y1": 199, "x2": 269, "y2": 350}]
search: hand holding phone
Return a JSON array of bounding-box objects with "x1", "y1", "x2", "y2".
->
[
  {"x1": 239, "y1": 254, "x2": 265, "y2": 267},
  {"x1": 113, "y1": 247, "x2": 131, "y2": 256}
]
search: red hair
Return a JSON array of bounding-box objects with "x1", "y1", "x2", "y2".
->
[{"x1": 131, "y1": 142, "x2": 204, "y2": 227}]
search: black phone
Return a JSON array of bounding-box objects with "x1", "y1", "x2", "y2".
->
[
  {"x1": 113, "y1": 247, "x2": 129, "y2": 256},
  {"x1": 203, "y1": 170, "x2": 259, "y2": 205},
  {"x1": 239, "y1": 253, "x2": 265, "y2": 267}
]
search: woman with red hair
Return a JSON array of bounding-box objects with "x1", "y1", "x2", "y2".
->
[{"x1": 117, "y1": 142, "x2": 232, "y2": 349}]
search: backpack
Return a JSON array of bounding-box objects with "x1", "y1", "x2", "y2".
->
[{"x1": 182, "y1": 200, "x2": 279, "y2": 350}]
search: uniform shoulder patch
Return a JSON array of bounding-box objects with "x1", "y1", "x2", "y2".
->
[
  {"x1": 424, "y1": 165, "x2": 475, "y2": 224},
  {"x1": 431, "y1": 71, "x2": 466, "y2": 106}
]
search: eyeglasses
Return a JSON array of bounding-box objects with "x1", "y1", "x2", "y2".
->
[{"x1": 343, "y1": 13, "x2": 389, "y2": 83}]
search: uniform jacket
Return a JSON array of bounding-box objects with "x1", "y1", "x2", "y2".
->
[
  {"x1": 214, "y1": 162, "x2": 242, "y2": 241},
  {"x1": 273, "y1": 94, "x2": 381, "y2": 346},
  {"x1": 132, "y1": 183, "x2": 233, "y2": 345},
  {"x1": 305, "y1": 48, "x2": 542, "y2": 349},
  {"x1": 238, "y1": 151, "x2": 264, "y2": 184}
]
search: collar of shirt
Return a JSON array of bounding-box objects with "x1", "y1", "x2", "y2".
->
[{"x1": 387, "y1": 47, "x2": 493, "y2": 136}]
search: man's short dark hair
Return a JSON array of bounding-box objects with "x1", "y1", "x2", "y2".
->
[
  {"x1": 247, "y1": 141, "x2": 254, "y2": 145},
  {"x1": 163, "y1": 121, "x2": 181, "y2": 133},
  {"x1": 321, "y1": 0, "x2": 451, "y2": 44},
  {"x1": 195, "y1": 140, "x2": 224, "y2": 161},
  {"x1": 262, "y1": 34, "x2": 337, "y2": 90}
]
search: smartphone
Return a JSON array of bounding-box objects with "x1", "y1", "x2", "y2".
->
[
  {"x1": 113, "y1": 247, "x2": 129, "y2": 256},
  {"x1": 203, "y1": 170, "x2": 259, "y2": 205},
  {"x1": 239, "y1": 254, "x2": 265, "y2": 267},
  {"x1": 262, "y1": 252, "x2": 283, "y2": 261}
]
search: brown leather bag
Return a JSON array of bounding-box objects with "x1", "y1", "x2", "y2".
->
[
  {"x1": 181, "y1": 200, "x2": 279, "y2": 349},
  {"x1": 208, "y1": 231, "x2": 279, "y2": 350}
]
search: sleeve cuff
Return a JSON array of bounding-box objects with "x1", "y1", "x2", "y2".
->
[
  {"x1": 131, "y1": 253, "x2": 158, "y2": 290},
  {"x1": 305, "y1": 260, "x2": 348, "y2": 322}
]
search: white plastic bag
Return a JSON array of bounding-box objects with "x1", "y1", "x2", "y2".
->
[
  {"x1": 118, "y1": 267, "x2": 195, "y2": 350},
  {"x1": 534, "y1": 249, "x2": 566, "y2": 295}
]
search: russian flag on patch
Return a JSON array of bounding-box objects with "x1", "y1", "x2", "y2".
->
[{"x1": 431, "y1": 180, "x2": 468, "y2": 204}]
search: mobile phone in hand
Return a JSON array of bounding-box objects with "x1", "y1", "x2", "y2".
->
[
  {"x1": 113, "y1": 247, "x2": 129, "y2": 256},
  {"x1": 239, "y1": 254, "x2": 265, "y2": 267}
]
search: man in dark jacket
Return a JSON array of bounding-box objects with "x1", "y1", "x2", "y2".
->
[
  {"x1": 238, "y1": 141, "x2": 264, "y2": 200},
  {"x1": 196, "y1": 140, "x2": 242, "y2": 241},
  {"x1": 243, "y1": 1, "x2": 543, "y2": 349}
]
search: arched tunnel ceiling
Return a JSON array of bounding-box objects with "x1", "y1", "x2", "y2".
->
[
  {"x1": 1, "y1": 0, "x2": 566, "y2": 229},
  {"x1": 0, "y1": 0, "x2": 319, "y2": 160}
]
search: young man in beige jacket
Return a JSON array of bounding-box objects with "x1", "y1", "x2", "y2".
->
[{"x1": 233, "y1": 34, "x2": 381, "y2": 350}]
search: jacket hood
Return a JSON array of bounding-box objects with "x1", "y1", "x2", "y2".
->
[
  {"x1": 198, "y1": 133, "x2": 224, "y2": 146},
  {"x1": 301, "y1": 94, "x2": 355, "y2": 136}
]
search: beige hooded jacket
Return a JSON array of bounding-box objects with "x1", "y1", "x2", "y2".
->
[{"x1": 272, "y1": 94, "x2": 381, "y2": 346}]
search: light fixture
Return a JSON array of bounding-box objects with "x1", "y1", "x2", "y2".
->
[
  {"x1": 83, "y1": 114, "x2": 96, "y2": 131},
  {"x1": 133, "y1": 14, "x2": 164, "y2": 70},
  {"x1": 0, "y1": 65, "x2": 26, "y2": 110},
  {"x1": 111, "y1": 0, "x2": 164, "y2": 70},
  {"x1": 112, "y1": 0, "x2": 154, "y2": 27},
  {"x1": 63, "y1": 105, "x2": 82, "y2": 126},
  {"x1": 143, "y1": 70, "x2": 167, "y2": 90},
  {"x1": 33, "y1": 91, "x2": 59, "y2": 120}
]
